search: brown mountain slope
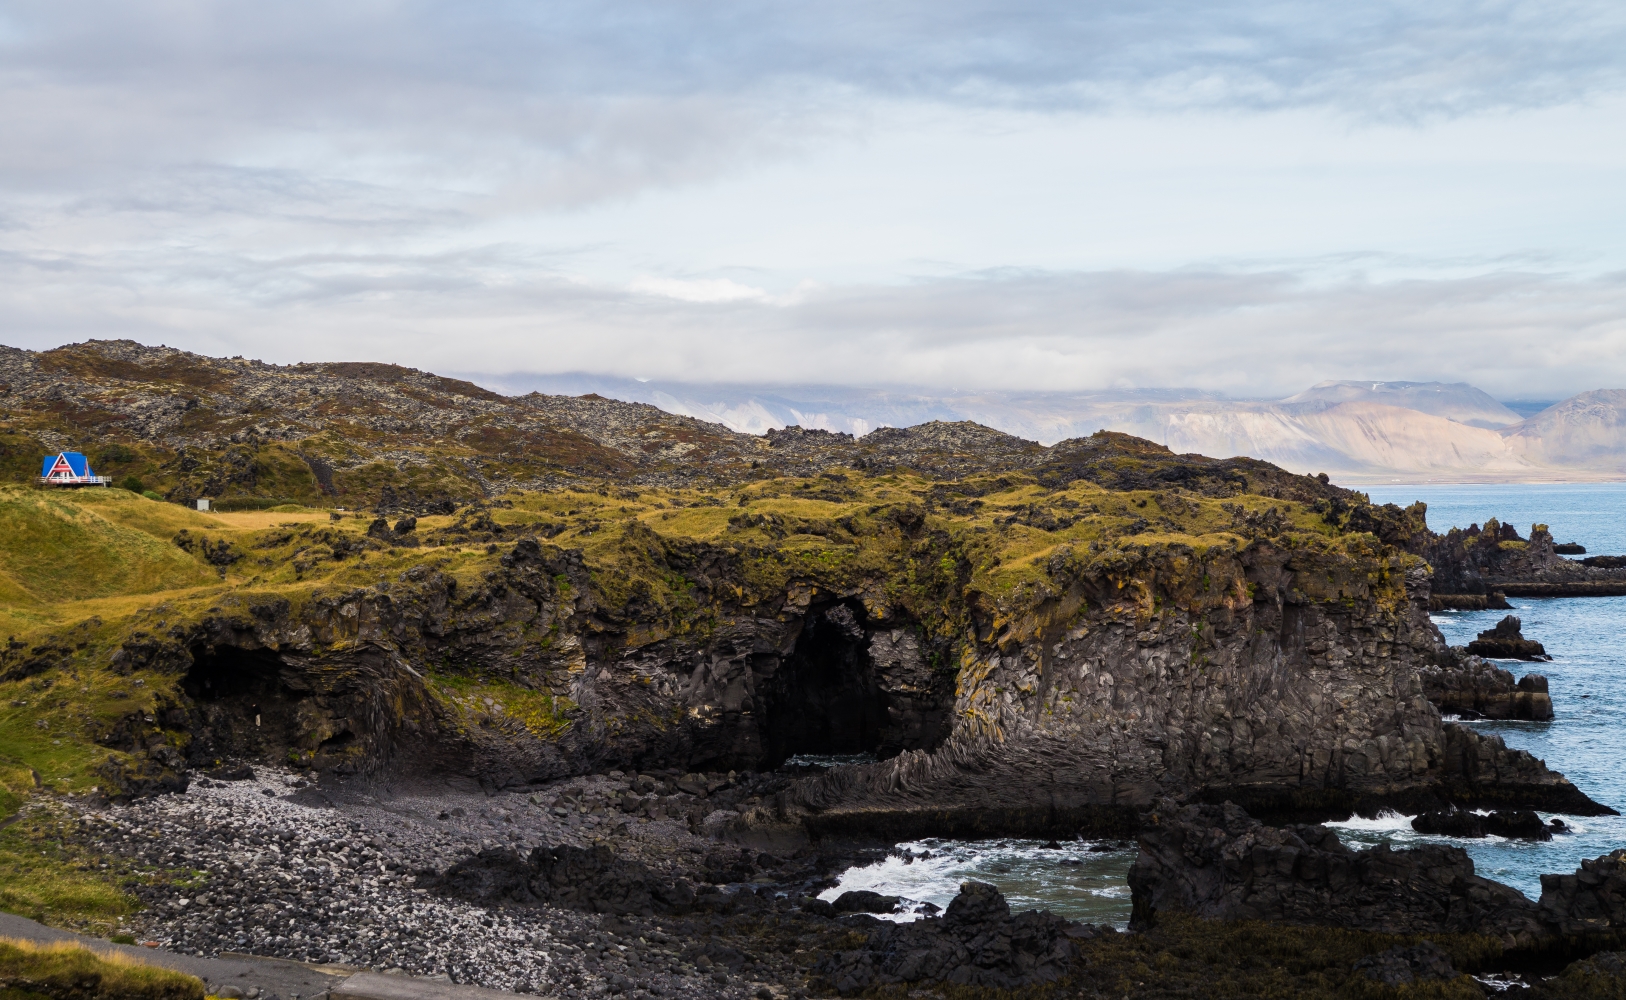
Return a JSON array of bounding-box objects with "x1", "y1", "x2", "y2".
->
[{"x1": 0, "y1": 339, "x2": 1358, "y2": 511}]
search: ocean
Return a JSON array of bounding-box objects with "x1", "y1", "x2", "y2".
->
[{"x1": 819, "y1": 482, "x2": 1626, "y2": 925}]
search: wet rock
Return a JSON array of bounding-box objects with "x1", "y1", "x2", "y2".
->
[
  {"x1": 1352, "y1": 942, "x2": 1460, "y2": 986},
  {"x1": 1128, "y1": 800, "x2": 1548, "y2": 943},
  {"x1": 831, "y1": 891, "x2": 898, "y2": 914},
  {"x1": 812, "y1": 881, "x2": 1078, "y2": 994},
  {"x1": 1412, "y1": 808, "x2": 1553, "y2": 841},
  {"x1": 1466, "y1": 615, "x2": 1551, "y2": 661}
]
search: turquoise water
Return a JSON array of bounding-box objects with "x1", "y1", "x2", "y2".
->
[{"x1": 827, "y1": 483, "x2": 1626, "y2": 922}]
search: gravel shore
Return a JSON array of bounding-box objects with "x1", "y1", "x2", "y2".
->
[{"x1": 60, "y1": 764, "x2": 847, "y2": 999}]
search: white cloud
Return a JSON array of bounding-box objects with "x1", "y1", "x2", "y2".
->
[{"x1": 628, "y1": 276, "x2": 771, "y2": 303}]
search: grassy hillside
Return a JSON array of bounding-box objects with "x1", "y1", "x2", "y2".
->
[{"x1": 0, "y1": 489, "x2": 222, "y2": 633}]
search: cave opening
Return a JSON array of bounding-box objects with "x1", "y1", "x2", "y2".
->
[
  {"x1": 761, "y1": 602, "x2": 891, "y2": 768},
  {"x1": 182, "y1": 645, "x2": 305, "y2": 759}
]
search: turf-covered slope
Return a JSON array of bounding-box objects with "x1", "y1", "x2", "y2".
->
[
  {"x1": 0, "y1": 456, "x2": 1596, "y2": 838},
  {"x1": 0, "y1": 488, "x2": 218, "y2": 621}
]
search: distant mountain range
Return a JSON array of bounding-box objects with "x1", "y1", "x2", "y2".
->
[{"x1": 470, "y1": 374, "x2": 1625, "y2": 482}]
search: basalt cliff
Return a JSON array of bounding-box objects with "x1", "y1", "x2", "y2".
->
[{"x1": 0, "y1": 339, "x2": 1604, "y2": 847}]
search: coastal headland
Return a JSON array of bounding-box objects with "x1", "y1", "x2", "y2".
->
[{"x1": 5, "y1": 339, "x2": 1626, "y2": 997}]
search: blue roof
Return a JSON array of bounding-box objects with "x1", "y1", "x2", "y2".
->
[{"x1": 41, "y1": 452, "x2": 92, "y2": 478}]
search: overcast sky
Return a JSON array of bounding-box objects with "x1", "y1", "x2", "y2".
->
[{"x1": 2, "y1": 1, "x2": 1625, "y2": 400}]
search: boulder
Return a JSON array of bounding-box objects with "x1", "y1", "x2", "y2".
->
[
  {"x1": 422, "y1": 844, "x2": 696, "y2": 917},
  {"x1": 1466, "y1": 615, "x2": 1551, "y2": 661},
  {"x1": 1538, "y1": 849, "x2": 1626, "y2": 937},
  {"x1": 96, "y1": 751, "x2": 189, "y2": 803},
  {"x1": 832, "y1": 890, "x2": 899, "y2": 914}
]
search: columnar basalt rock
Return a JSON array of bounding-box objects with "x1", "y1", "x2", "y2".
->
[
  {"x1": 1420, "y1": 651, "x2": 1553, "y2": 720},
  {"x1": 750, "y1": 548, "x2": 1600, "y2": 840},
  {"x1": 103, "y1": 519, "x2": 1601, "y2": 836}
]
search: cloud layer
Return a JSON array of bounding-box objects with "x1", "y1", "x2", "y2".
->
[{"x1": 2, "y1": 0, "x2": 1625, "y2": 400}]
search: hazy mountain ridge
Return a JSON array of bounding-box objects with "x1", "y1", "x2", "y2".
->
[
  {"x1": 1282, "y1": 380, "x2": 1524, "y2": 429},
  {"x1": 478, "y1": 373, "x2": 1624, "y2": 481}
]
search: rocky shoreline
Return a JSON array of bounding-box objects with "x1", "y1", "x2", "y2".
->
[
  {"x1": 47, "y1": 763, "x2": 1139, "y2": 999},
  {"x1": 42, "y1": 761, "x2": 1626, "y2": 999}
]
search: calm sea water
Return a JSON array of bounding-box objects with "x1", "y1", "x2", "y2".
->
[{"x1": 822, "y1": 483, "x2": 1626, "y2": 925}]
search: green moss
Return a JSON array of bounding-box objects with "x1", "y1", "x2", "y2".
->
[{"x1": 428, "y1": 672, "x2": 574, "y2": 739}]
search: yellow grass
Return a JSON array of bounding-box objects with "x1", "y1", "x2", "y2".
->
[
  {"x1": 193, "y1": 509, "x2": 337, "y2": 529},
  {"x1": 0, "y1": 936, "x2": 203, "y2": 1000}
]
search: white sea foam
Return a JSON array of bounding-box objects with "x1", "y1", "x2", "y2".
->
[
  {"x1": 819, "y1": 838, "x2": 1140, "y2": 926},
  {"x1": 1326, "y1": 810, "x2": 1415, "y2": 833}
]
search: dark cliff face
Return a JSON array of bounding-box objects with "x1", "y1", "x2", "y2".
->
[
  {"x1": 98, "y1": 538, "x2": 961, "y2": 793},
  {"x1": 755, "y1": 543, "x2": 1599, "y2": 841},
  {"x1": 103, "y1": 515, "x2": 1602, "y2": 838}
]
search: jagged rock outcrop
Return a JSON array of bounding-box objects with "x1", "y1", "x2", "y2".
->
[
  {"x1": 1412, "y1": 516, "x2": 1626, "y2": 597},
  {"x1": 811, "y1": 881, "x2": 1085, "y2": 994},
  {"x1": 1128, "y1": 800, "x2": 1549, "y2": 945},
  {"x1": 1538, "y1": 849, "x2": 1626, "y2": 939},
  {"x1": 1420, "y1": 650, "x2": 1553, "y2": 720},
  {"x1": 1130, "y1": 801, "x2": 1626, "y2": 956},
  {"x1": 1467, "y1": 615, "x2": 1551, "y2": 660}
]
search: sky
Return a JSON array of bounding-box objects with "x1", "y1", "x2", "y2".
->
[{"x1": 2, "y1": 1, "x2": 1626, "y2": 400}]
